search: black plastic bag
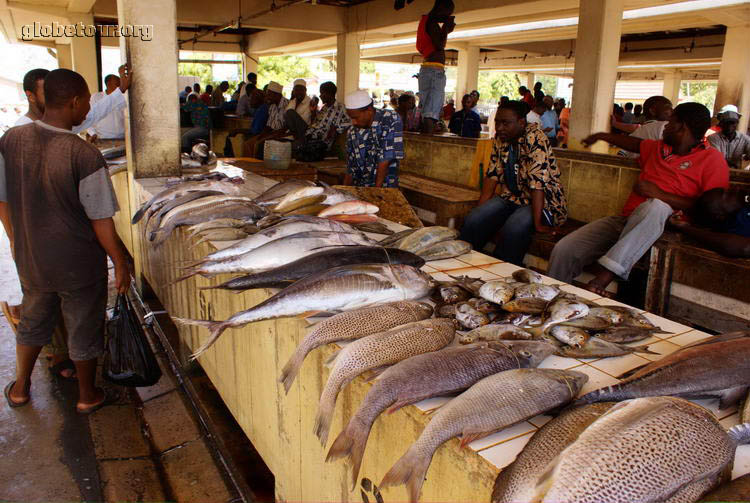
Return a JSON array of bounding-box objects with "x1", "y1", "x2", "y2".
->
[{"x1": 103, "y1": 294, "x2": 162, "y2": 387}]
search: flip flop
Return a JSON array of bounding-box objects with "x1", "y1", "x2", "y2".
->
[
  {"x1": 48, "y1": 359, "x2": 77, "y2": 381},
  {"x1": 4, "y1": 380, "x2": 30, "y2": 408},
  {"x1": 76, "y1": 388, "x2": 119, "y2": 415}
]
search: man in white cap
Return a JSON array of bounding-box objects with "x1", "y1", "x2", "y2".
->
[
  {"x1": 285, "y1": 81, "x2": 351, "y2": 159},
  {"x1": 286, "y1": 79, "x2": 312, "y2": 124},
  {"x1": 242, "y1": 80, "x2": 289, "y2": 157},
  {"x1": 344, "y1": 89, "x2": 404, "y2": 188},
  {"x1": 708, "y1": 105, "x2": 750, "y2": 170}
]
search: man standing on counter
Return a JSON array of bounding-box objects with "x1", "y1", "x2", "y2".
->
[{"x1": 344, "y1": 90, "x2": 404, "y2": 188}]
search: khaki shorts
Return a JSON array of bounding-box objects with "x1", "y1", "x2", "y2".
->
[{"x1": 16, "y1": 279, "x2": 108, "y2": 361}]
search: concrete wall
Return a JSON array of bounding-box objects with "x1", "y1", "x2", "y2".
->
[{"x1": 401, "y1": 133, "x2": 489, "y2": 188}]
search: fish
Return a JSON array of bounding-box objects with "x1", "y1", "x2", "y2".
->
[
  {"x1": 151, "y1": 201, "x2": 267, "y2": 245},
  {"x1": 326, "y1": 214, "x2": 378, "y2": 224},
  {"x1": 187, "y1": 218, "x2": 255, "y2": 238},
  {"x1": 203, "y1": 247, "x2": 425, "y2": 292},
  {"x1": 145, "y1": 190, "x2": 224, "y2": 231},
  {"x1": 352, "y1": 221, "x2": 394, "y2": 235},
  {"x1": 557, "y1": 337, "x2": 655, "y2": 358},
  {"x1": 397, "y1": 226, "x2": 459, "y2": 255},
  {"x1": 272, "y1": 186, "x2": 325, "y2": 213},
  {"x1": 466, "y1": 297, "x2": 502, "y2": 314},
  {"x1": 512, "y1": 268, "x2": 543, "y2": 284},
  {"x1": 322, "y1": 186, "x2": 358, "y2": 205},
  {"x1": 479, "y1": 280, "x2": 515, "y2": 305},
  {"x1": 433, "y1": 285, "x2": 472, "y2": 304},
  {"x1": 492, "y1": 403, "x2": 617, "y2": 503},
  {"x1": 285, "y1": 203, "x2": 330, "y2": 216},
  {"x1": 314, "y1": 318, "x2": 455, "y2": 445},
  {"x1": 604, "y1": 305, "x2": 666, "y2": 331},
  {"x1": 318, "y1": 200, "x2": 379, "y2": 217},
  {"x1": 561, "y1": 314, "x2": 616, "y2": 330},
  {"x1": 435, "y1": 304, "x2": 456, "y2": 318},
  {"x1": 253, "y1": 179, "x2": 316, "y2": 206},
  {"x1": 155, "y1": 195, "x2": 258, "y2": 231},
  {"x1": 175, "y1": 264, "x2": 437, "y2": 358},
  {"x1": 513, "y1": 283, "x2": 561, "y2": 302},
  {"x1": 534, "y1": 397, "x2": 748, "y2": 503},
  {"x1": 191, "y1": 228, "x2": 249, "y2": 247},
  {"x1": 700, "y1": 473, "x2": 750, "y2": 503},
  {"x1": 418, "y1": 240, "x2": 471, "y2": 261},
  {"x1": 380, "y1": 369, "x2": 588, "y2": 503},
  {"x1": 379, "y1": 228, "x2": 419, "y2": 247},
  {"x1": 596, "y1": 326, "x2": 658, "y2": 344},
  {"x1": 538, "y1": 297, "x2": 590, "y2": 333},
  {"x1": 196, "y1": 218, "x2": 357, "y2": 263},
  {"x1": 549, "y1": 325, "x2": 589, "y2": 348},
  {"x1": 328, "y1": 341, "x2": 555, "y2": 488},
  {"x1": 176, "y1": 231, "x2": 374, "y2": 281},
  {"x1": 458, "y1": 324, "x2": 534, "y2": 344},
  {"x1": 164, "y1": 171, "x2": 228, "y2": 187},
  {"x1": 743, "y1": 389, "x2": 750, "y2": 424},
  {"x1": 455, "y1": 303, "x2": 490, "y2": 330},
  {"x1": 279, "y1": 301, "x2": 433, "y2": 393},
  {"x1": 502, "y1": 297, "x2": 549, "y2": 314},
  {"x1": 132, "y1": 178, "x2": 245, "y2": 223},
  {"x1": 578, "y1": 331, "x2": 750, "y2": 406}
]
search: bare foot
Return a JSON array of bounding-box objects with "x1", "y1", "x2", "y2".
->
[
  {"x1": 9, "y1": 380, "x2": 30, "y2": 405},
  {"x1": 585, "y1": 265, "x2": 616, "y2": 298},
  {"x1": 48, "y1": 355, "x2": 77, "y2": 379}
]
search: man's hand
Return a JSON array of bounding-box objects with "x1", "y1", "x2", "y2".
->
[
  {"x1": 118, "y1": 64, "x2": 132, "y2": 93},
  {"x1": 581, "y1": 133, "x2": 604, "y2": 147},
  {"x1": 114, "y1": 260, "x2": 131, "y2": 294},
  {"x1": 634, "y1": 180, "x2": 663, "y2": 199},
  {"x1": 668, "y1": 214, "x2": 690, "y2": 229},
  {"x1": 444, "y1": 17, "x2": 456, "y2": 34},
  {"x1": 87, "y1": 133, "x2": 98, "y2": 144}
]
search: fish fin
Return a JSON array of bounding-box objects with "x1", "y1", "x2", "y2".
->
[
  {"x1": 459, "y1": 429, "x2": 491, "y2": 448},
  {"x1": 631, "y1": 343, "x2": 658, "y2": 355},
  {"x1": 313, "y1": 389, "x2": 339, "y2": 446},
  {"x1": 615, "y1": 362, "x2": 650, "y2": 379},
  {"x1": 131, "y1": 205, "x2": 148, "y2": 224},
  {"x1": 364, "y1": 365, "x2": 390, "y2": 382},
  {"x1": 380, "y1": 445, "x2": 431, "y2": 503},
  {"x1": 718, "y1": 386, "x2": 749, "y2": 410},
  {"x1": 326, "y1": 418, "x2": 371, "y2": 491},
  {"x1": 172, "y1": 317, "x2": 229, "y2": 360},
  {"x1": 324, "y1": 349, "x2": 341, "y2": 368},
  {"x1": 387, "y1": 399, "x2": 413, "y2": 415},
  {"x1": 279, "y1": 343, "x2": 311, "y2": 394},
  {"x1": 297, "y1": 310, "x2": 324, "y2": 319},
  {"x1": 728, "y1": 423, "x2": 750, "y2": 446},
  {"x1": 166, "y1": 269, "x2": 201, "y2": 287}
]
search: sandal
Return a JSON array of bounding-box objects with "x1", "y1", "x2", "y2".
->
[
  {"x1": 4, "y1": 380, "x2": 30, "y2": 408},
  {"x1": 76, "y1": 388, "x2": 119, "y2": 415},
  {"x1": 1, "y1": 301, "x2": 20, "y2": 335},
  {"x1": 48, "y1": 359, "x2": 77, "y2": 381}
]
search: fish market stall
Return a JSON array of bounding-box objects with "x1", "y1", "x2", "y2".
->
[{"x1": 113, "y1": 166, "x2": 750, "y2": 503}]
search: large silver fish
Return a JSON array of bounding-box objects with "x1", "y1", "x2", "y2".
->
[
  {"x1": 314, "y1": 318, "x2": 456, "y2": 446},
  {"x1": 578, "y1": 331, "x2": 750, "y2": 406},
  {"x1": 397, "y1": 226, "x2": 458, "y2": 255},
  {"x1": 492, "y1": 403, "x2": 616, "y2": 503},
  {"x1": 417, "y1": 240, "x2": 471, "y2": 261},
  {"x1": 380, "y1": 369, "x2": 588, "y2": 503},
  {"x1": 328, "y1": 340, "x2": 554, "y2": 489},
  {"x1": 535, "y1": 397, "x2": 750, "y2": 503},
  {"x1": 132, "y1": 178, "x2": 245, "y2": 223},
  {"x1": 175, "y1": 264, "x2": 436, "y2": 358},
  {"x1": 279, "y1": 301, "x2": 433, "y2": 393},
  {"x1": 253, "y1": 179, "x2": 316, "y2": 206}
]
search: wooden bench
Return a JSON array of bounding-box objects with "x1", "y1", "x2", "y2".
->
[{"x1": 398, "y1": 174, "x2": 480, "y2": 228}]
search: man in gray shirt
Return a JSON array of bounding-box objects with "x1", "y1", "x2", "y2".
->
[{"x1": 708, "y1": 105, "x2": 750, "y2": 170}]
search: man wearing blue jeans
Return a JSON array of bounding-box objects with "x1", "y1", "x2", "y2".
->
[
  {"x1": 416, "y1": 0, "x2": 455, "y2": 134},
  {"x1": 460, "y1": 101, "x2": 568, "y2": 265}
]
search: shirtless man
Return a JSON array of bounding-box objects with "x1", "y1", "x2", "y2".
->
[{"x1": 416, "y1": 0, "x2": 455, "y2": 135}]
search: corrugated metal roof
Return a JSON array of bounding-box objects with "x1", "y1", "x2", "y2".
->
[{"x1": 614, "y1": 81, "x2": 665, "y2": 102}]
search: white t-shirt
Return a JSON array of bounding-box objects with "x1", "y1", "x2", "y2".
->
[
  {"x1": 87, "y1": 91, "x2": 126, "y2": 139},
  {"x1": 526, "y1": 110, "x2": 542, "y2": 126},
  {"x1": 618, "y1": 120, "x2": 667, "y2": 158}
]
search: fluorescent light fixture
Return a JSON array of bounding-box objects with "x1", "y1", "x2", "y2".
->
[
  {"x1": 297, "y1": 0, "x2": 748, "y2": 58},
  {"x1": 488, "y1": 61, "x2": 720, "y2": 73}
]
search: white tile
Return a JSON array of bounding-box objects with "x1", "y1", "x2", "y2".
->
[
  {"x1": 478, "y1": 431, "x2": 534, "y2": 470},
  {"x1": 537, "y1": 355, "x2": 583, "y2": 370},
  {"x1": 479, "y1": 262, "x2": 523, "y2": 278},
  {"x1": 639, "y1": 312, "x2": 693, "y2": 336},
  {"x1": 413, "y1": 396, "x2": 453, "y2": 413},
  {"x1": 592, "y1": 298, "x2": 644, "y2": 312},
  {"x1": 456, "y1": 251, "x2": 501, "y2": 267},
  {"x1": 639, "y1": 339, "x2": 681, "y2": 361},
  {"x1": 429, "y1": 271, "x2": 456, "y2": 282},
  {"x1": 528, "y1": 414, "x2": 553, "y2": 428},
  {"x1": 441, "y1": 266, "x2": 500, "y2": 281},
  {"x1": 558, "y1": 284, "x2": 602, "y2": 301},
  {"x1": 573, "y1": 365, "x2": 620, "y2": 396},
  {"x1": 733, "y1": 445, "x2": 750, "y2": 480},
  {"x1": 467, "y1": 421, "x2": 536, "y2": 451},
  {"x1": 589, "y1": 353, "x2": 650, "y2": 379},
  {"x1": 420, "y1": 264, "x2": 437, "y2": 273},
  {"x1": 425, "y1": 258, "x2": 469, "y2": 271},
  {"x1": 666, "y1": 330, "x2": 713, "y2": 347}
]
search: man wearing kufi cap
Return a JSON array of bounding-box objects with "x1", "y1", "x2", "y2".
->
[
  {"x1": 344, "y1": 90, "x2": 404, "y2": 188},
  {"x1": 241, "y1": 80, "x2": 289, "y2": 157},
  {"x1": 708, "y1": 105, "x2": 750, "y2": 170}
]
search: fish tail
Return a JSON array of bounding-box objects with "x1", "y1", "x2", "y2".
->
[
  {"x1": 380, "y1": 445, "x2": 430, "y2": 503},
  {"x1": 131, "y1": 205, "x2": 148, "y2": 224},
  {"x1": 729, "y1": 423, "x2": 750, "y2": 446},
  {"x1": 314, "y1": 387, "x2": 338, "y2": 446},
  {"x1": 172, "y1": 317, "x2": 230, "y2": 359},
  {"x1": 326, "y1": 417, "x2": 369, "y2": 491},
  {"x1": 575, "y1": 384, "x2": 624, "y2": 405},
  {"x1": 167, "y1": 269, "x2": 201, "y2": 286},
  {"x1": 279, "y1": 343, "x2": 311, "y2": 394},
  {"x1": 631, "y1": 343, "x2": 658, "y2": 355}
]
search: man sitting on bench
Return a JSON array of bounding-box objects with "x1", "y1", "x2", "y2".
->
[
  {"x1": 668, "y1": 187, "x2": 750, "y2": 258},
  {"x1": 547, "y1": 102, "x2": 729, "y2": 295}
]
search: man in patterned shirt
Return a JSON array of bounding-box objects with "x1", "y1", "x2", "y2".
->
[
  {"x1": 460, "y1": 100, "x2": 567, "y2": 265},
  {"x1": 344, "y1": 90, "x2": 404, "y2": 188},
  {"x1": 242, "y1": 81, "x2": 289, "y2": 158},
  {"x1": 286, "y1": 81, "x2": 350, "y2": 151}
]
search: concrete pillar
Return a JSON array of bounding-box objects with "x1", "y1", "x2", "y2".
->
[
  {"x1": 242, "y1": 53, "x2": 259, "y2": 78},
  {"x1": 568, "y1": 0, "x2": 624, "y2": 152},
  {"x1": 526, "y1": 73, "x2": 535, "y2": 92},
  {"x1": 68, "y1": 14, "x2": 98, "y2": 93},
  {"x1": 715, "y1": 25, "x2": 750, "y2": 133},
  {"x1": 662, "y1": 71, "x2": 681, "y2": 105},
  {"x1": 56, "y1": 44, "x2": 72, "y2": 70},
  {"x1": 456, "y1": 46, "x2": 479, "y2": 101},
  {"x1": 116, "y1": 0, "x2": 180, "y2": 179},
  {"x1": 336, "y1": 33, "x2": 360, "y2": 97}
]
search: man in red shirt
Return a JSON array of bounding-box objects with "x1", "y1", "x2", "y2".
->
[
  {"x1": 519, "y1": 86, "x2": 535, "y2": 109},
  {"x1": 547, "y1": 102, "x2": 729, "y2": 295}
]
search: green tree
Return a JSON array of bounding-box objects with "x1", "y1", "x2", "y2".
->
[
  {"x1": 681, "y1": 82, "x2": 717, "y2": 111},
  {"x1": 536, "y1": 75, "x2": 559, "y2": 98},
  {"x1": 257, "y1": 56, "x2": 311, "y2": 87},
  {"x1": 361, "y1": 61, "x2": 376, "y2": 73},
  {"x1": 178, "y1": 62, "x2": 213, "y2": 88},
  {"x1": 477, "y1": 72, "x2": 522, "y2": 104}
]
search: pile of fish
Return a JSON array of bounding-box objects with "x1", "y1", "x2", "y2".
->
[{"x1": 382, "y1": 225, "x2": 472, "y2": 261}]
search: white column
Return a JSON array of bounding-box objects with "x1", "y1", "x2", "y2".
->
[
  {"x1": 715, "y1": 25, "x2": 750, "y2": 133},
  {"x1": 117, "y1": 0, "x2": 180, "y2": 178},
  {"x1": 662, "y1": 71, "x2": 681, "y2": 104},
  {"x1": 568, "y1": 0, "x2": 623, "y2": 152},
  {"x1": 68, "y1": 14, "x2": 99, "y2": 93},
  {"x1": 336, "y1": 33, "x2": 360, "y2": 97},
  {"x1": 456, "y1": 46, "x2": 479, "y2": 101},
  {"x1": 242, "y1": 53, "x2": 259, "y2": 77},
  {"x1": 526, "y1": 73, "x2": 535, "y2": 92},
  {"x1": 56, "y1": 43, "x2": 73, "y2": 70}
]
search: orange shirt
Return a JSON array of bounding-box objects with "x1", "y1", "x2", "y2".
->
[{"x1": 621, "y1": 139, "x2": 729, "y2": 216}]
